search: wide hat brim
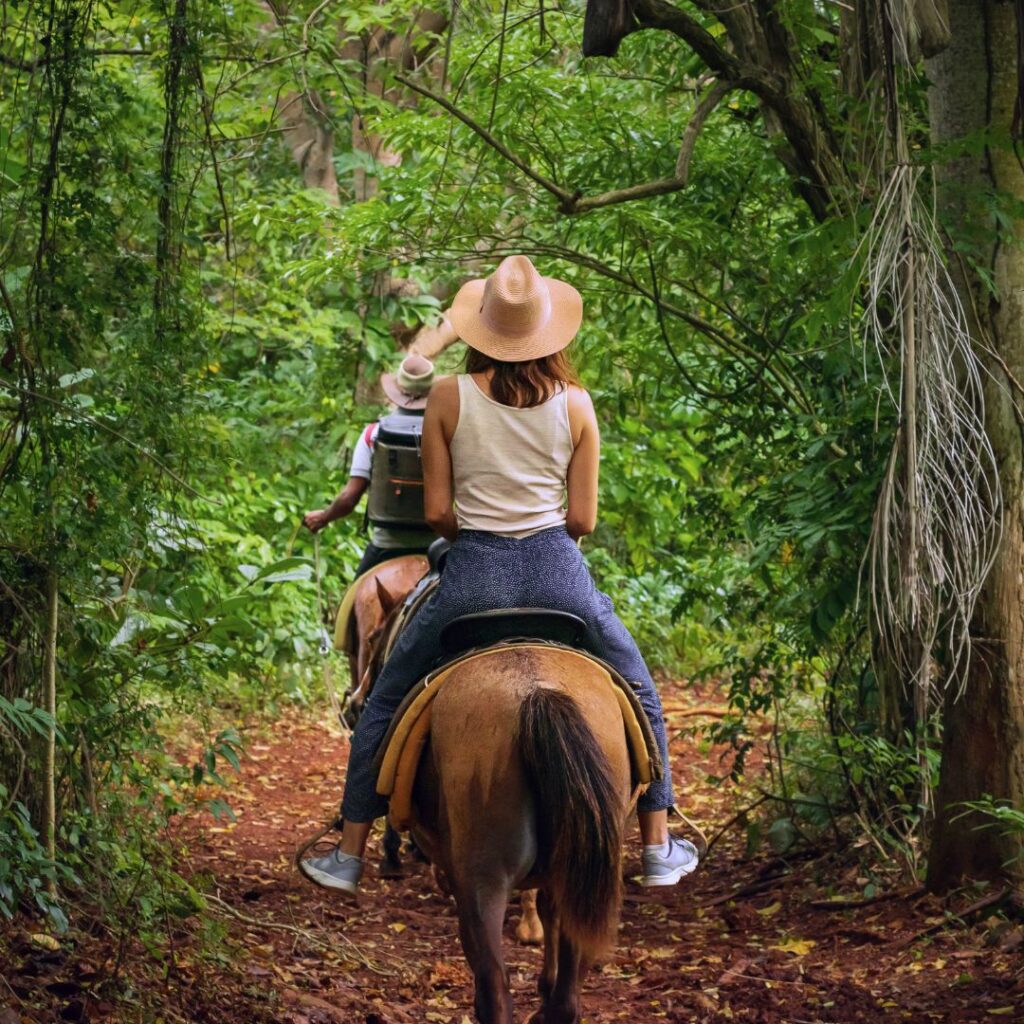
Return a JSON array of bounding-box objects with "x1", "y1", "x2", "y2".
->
[
  {"x1": 380, "y1": 373, "x2": 430, "y2": 410},
  {"x1": 448, "y1": 276, "x2": 583, "y2": 361}
]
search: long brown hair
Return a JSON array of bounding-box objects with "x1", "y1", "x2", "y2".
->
[{"x1": 465, "y1": 347, "x2": 580, "y2": 408}]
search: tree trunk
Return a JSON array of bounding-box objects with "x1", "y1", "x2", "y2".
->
[
  {"x1": 277, "y1": 90, "x2": 340, "y2": 204},
  {"x1": 43, "y1": 569, "x2": 58, "y2": 895},
  {"x1": 927, "y1": 0, "x2": 1024, "y2": 890}
]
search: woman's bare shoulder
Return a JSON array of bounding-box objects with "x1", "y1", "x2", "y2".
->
[
  {"x1": 428, "y1": 374, "x2": 459, "y2": 403},
  {"x1": 565, "y1": 384, "x2": 596, "y2": 445},
  {"x1": 425, "y1": 374, "x2": 460, "y2": 430},
  {"x1": 566, "y1": 384, "x2": 595, "y2": 414}
]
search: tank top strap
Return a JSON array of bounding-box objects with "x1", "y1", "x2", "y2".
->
[
  {"x1": 455, "y1": 372, "x2": 474, "y2": 412},
  {"x1": 456, "y1": 373, "x2": 568, "y2": 414}
]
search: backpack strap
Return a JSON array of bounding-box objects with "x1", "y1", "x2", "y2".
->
[
  {"x1": 361, "y1": 422, "x2": 377, "y2": 535},
  {"x1": 361, "y1": 422, "x2": 378, "y2": 535}
]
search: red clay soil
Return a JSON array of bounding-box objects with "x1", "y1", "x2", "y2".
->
[{"x1": 3, "y1": 680, "x2": 1023, "y2": 1023}]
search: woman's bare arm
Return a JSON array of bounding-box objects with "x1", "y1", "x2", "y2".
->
[
  {"x1": 422, "y1": 376, "x2": 460, "y2": 541},
  {"x1": 566, "y1": 386, "x2": 599, "y2": 540}
]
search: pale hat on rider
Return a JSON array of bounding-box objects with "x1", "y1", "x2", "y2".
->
[
  {"x1": 449, "y1": 255, "x2": 583, "y2": 360},
  {"x1": 380, "y1": 353, "x2": 435, "y2": 409}
]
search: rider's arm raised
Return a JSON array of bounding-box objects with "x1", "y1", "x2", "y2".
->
[
  {"x1": 423, "y1": 375, "x2": 460, "y2": 542},
  {"x1": 565, "y1": 386, "x2": 599, "y2": 541}
]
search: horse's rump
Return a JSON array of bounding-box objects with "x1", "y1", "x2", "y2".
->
[{"x1": 423, "y1": 646, "x2": 632, "y2": 959}]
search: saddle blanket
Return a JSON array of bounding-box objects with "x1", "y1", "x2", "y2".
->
[
  {"x1": 332, "y1": 556, "x2": 421, "y2": 655},
  {"x1": 375, "y1": 642, "x2": 662, "y2": 831}
]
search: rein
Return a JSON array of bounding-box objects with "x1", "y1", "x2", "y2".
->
[{"x1": 313, "y1": 534, "x2": 346, "y2": 733}]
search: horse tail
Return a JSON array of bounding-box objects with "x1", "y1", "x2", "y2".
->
[{"x1": 517, "y1": 685, "x2": 623, "y2": 959}]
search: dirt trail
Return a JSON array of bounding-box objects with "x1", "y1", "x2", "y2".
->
[{"x1": 4, "y1": 681, "x2": 1022, "y2": 1023}]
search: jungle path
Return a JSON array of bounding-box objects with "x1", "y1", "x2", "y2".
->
[
  {"x1": 158, "y1": 679, "x2": 1022, "y2": 1024},
  {"x1": 10, "y1": 681, "x2": 1021, "y2": 1024}
]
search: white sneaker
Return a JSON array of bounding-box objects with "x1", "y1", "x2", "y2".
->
[
  {"x1": 297, "y1": 842, "x2": 363, "y2": 894},
  {"x1": 641, "y1": 835, "x2": 700, "y2": 887}
]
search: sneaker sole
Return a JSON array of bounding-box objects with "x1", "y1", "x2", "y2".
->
[
  {"x1": 640, "y1": 857, "x2": 699, "y2": 888},
  {"x1": 297, "y1": 861, "x2": 360, "y2": 894}
]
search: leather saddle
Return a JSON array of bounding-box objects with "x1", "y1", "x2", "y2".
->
[{"x1": 439, "y1": 608, "x2": 586, "y2": 657}]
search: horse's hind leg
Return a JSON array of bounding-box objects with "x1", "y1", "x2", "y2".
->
[
  {"x1": 515, "y1": 888, "x2": 544, "y2": 946},
  {"x1": 528, "y1": 890, "x2": 559, "y2": 1023},
  {"x1": 543, "y1": 934, "x2": 584, "y2": 1024},
  {"x1": 531, "y1": 900, "x2": 584, "y2": 1024},
  {"x1": 378, "y1": 819, "x2": 403, "y2": 878},
  {"x1": 454, "y1": 885, "x2": 514, "y2": 1024}
]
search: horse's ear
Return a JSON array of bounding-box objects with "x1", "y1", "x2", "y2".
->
[{"x1": 375, "y1": 577, "x2": 397, "y2": 614}]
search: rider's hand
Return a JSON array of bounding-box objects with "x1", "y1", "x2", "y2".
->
[{"x1": 303, "y1": 508, "x2": 332, "y2": 533}]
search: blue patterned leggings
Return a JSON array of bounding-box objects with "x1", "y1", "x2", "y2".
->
[{"x1": 341, "y1": 526, "x2": 674, "y2": 822}]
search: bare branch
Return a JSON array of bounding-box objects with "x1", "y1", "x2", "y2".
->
[
  {"x1": 676, "y1": 78, "x2": 733, "y2": 182},
  {"x1": 573, "y1": 176, "x2": 690, "y2": 213},
  {"x1": 397, "y1": 71, "x2": 710, "y2": 215},
  {"x1": 629, "y1": 0, "x2": 770, "y2": 93},
  {"x1": 393, "y1": 72, "x2": 574, "y2": 207}
]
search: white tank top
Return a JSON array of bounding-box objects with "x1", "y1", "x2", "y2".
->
[{"x1": 450, "y1": 374, "x2": 574, "y2": 538}]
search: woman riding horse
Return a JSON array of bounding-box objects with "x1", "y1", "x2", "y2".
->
[{"x1": 299, "y1": 255, "x2": 698, "y2": 894}]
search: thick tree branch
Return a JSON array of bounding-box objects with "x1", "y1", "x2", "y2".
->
[
  {"x1": 676, "y1": 77, "x2": 732, "y2": 182},
  {"x1": 394, "y1": 72, "x2": 574, "y2": 207},
  {"x1": 625, "y1": 0, "x2": 773, "y2": 93},
  {"x1": 614, "y1": 0, "x2": 840, "y2": 219},
  {"x1": 573, "y1": 176, "x2": 689, "y2": 213},
  {"x1": 398, "y1": 70, "x2": 729, "y2": 215}
]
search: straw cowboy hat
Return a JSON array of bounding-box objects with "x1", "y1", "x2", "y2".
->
[
  {"x1": 380, "y1": 353, "x2": 435, "y2": 410},
  {"x1": 448, "y1": 255, "x2": 582, "y2": 361}
]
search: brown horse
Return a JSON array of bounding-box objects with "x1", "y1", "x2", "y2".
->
[
  {"x1": 344, "y1": 555, "x2": 428, "y2": 717},
  {"x1": 340, "y1": 554, "x2": 427, "y2": 876},
  {"x1": 359, "y1": 576, "x2": 548, "y2": 944},
  {"x1": 407, "y1": 646, "x2": 632, "y2": 1024}
]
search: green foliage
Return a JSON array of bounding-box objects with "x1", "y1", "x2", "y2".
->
[
  {"x1": 0, "y1": 797, "x2": 73, "y2": 930},
  {"x1": 0, "y1": 0, "x2": 957, "y2": 932},
  {"x1": 956, "y1": 798, "x2": 1024, "y2": 864}
]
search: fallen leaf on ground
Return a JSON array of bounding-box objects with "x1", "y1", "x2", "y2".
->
[{"x1": 770, "y1": 938, "x2": 816, "y2": 956}]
